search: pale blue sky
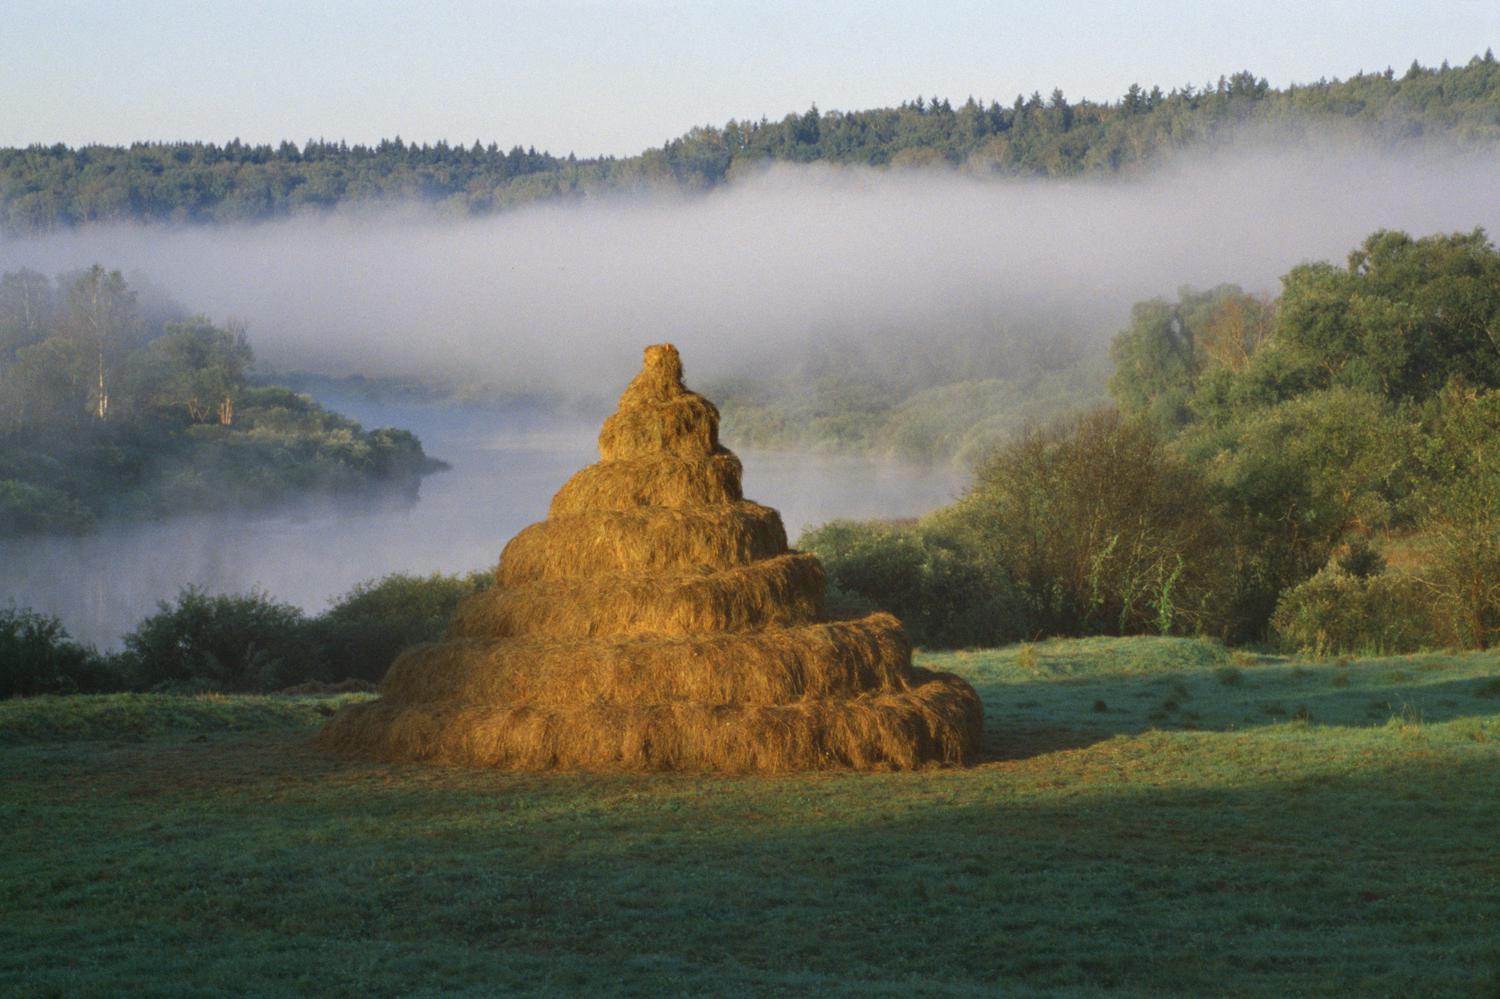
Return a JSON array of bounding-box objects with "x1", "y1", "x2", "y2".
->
[{"x1": 2, "y1": 0, "x2": 1497, "y2": 155}]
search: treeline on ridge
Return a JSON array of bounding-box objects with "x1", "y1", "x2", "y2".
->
[
  {"x1": 806, "y1": 227, "x2": 1500, "y2": 655},
  {"x1": 4, "y1": 54, "x2": 1500, "y2": 231},
  {"x1": 0, "y1": 266, "x2": 434, "y2": 534}
]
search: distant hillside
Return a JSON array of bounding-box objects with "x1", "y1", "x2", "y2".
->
[{"x1": 3, "y1": 53, "x2": 1498, "y2": 232}]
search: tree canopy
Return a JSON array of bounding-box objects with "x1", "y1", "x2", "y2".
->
[{"x1": 4, "y1": 54, "x2": 1499, "y2": 232}]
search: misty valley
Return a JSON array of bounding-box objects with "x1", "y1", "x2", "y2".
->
[
  {"x1": 5, "y1": 45, "x2": 1500, "y2": 998},
  {"x1": 0, "y1": 395, "x2": 963, "y2": 648},
  {"x1": 7, "y1": 217, "x2": 1500, "y2": 692}
]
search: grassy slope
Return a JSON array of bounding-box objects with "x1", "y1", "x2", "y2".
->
[{"x1": 2, "y1": 639, "x2": 1498, "y2": 997}]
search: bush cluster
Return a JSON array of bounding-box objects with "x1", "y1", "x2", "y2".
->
[
  {"x1": 122, "y1": 589, "x2": 311, "y2": 693},
  {"x1": 307, "y1": 571, "x2": 492, "y2": 684},
  {"x1": 801, "y1": 520, "x2": 1024, "y2": 647},
  {"x1": 1, "y1": 571, "x2": 491, "y2": 698},
  {"x1": 0, "y1": 607, "x2": 120, "y2": 697},
  {"x1": 808, "y1": 408, "x2": 1267, "y2": 648},
  {"x1": 1271, "y1": 567, "x2": 1436, "y2": 656}
]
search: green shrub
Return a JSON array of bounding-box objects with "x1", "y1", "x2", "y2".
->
[
  {"x1": 800, "y1": 520, "x2": 1025, "y2": 648},
  {"x1": 1337, "y1": 538, "x2": 1387, "y2": 579},
  {"x1": 122, "y1": 589, "x2": 315, "y2": 692},
  {"x1": 0, "y1": 606, "x2": 119, "y2": 696},
  {"x1": 311, "y1": 571, "x2": 491, "y2": 682},
  {"x1": 944, "y1": 407, "x2": 1240, "y2": 638},
  {"x1": 0, "y1": 479, "x2": 95, "y2": 535},
  {"x1": 1411, "y1": 385, "x2": 1500, "y2": 648},
  {"x1": 1271, "y1": 567, "x2": 1437, "y2": 656},
  {"x1": 1179, "y1": 387, "x2": 1422, "y2": 637},
  {"x1": 821, "y1": 583, "x2": 880, "y2": 621}
]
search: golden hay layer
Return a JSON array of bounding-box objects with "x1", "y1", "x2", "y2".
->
[
  {"x1": 380, "y1": 613, "x2": 911, "y2": 706},
  {"x1": 497, "y1": 501, "x2": 787, "y2": 584},
  {"x1": 449, "y1": 552, "x2": 825, "y2": 640},
  {"x1": 319, "y1": 668, "x2": 983, "y2": 772},
  {"x1": 318, "y1": 341, "x2": 990, "y2": 773},
  {"x1": 598, "y1": 393, "x2": 720, "y2": 460},
  {"x1": 549, "y1": 451, "x2": 744, "y2": 515},
  {"x1": 616, "y1": 342, "x2": 687, "y2": 407}
]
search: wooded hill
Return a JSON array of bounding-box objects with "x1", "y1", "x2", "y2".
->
[
  {"x1": 806, "y1": 227, "x2": 1500, "y2": 652},
  {"x1": 3, "y1": 54, "x2": 1499, "y2": 232}
]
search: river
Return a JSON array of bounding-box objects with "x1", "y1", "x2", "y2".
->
[{"x1": 0, "y1": 398, "x2": 967, "y2": 648}]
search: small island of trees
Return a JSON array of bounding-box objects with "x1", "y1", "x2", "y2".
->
[{"x1": 0, "y1": 266, "x2": 435, "y2": 535}]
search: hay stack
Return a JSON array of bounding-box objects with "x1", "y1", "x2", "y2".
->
[{"x1": 319, "y1": 344, "x2": 982, "y2": 771}]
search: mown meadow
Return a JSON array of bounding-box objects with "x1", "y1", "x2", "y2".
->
[{"x1": 3, "y1": 637, "x2": 1497, "y2": 997}]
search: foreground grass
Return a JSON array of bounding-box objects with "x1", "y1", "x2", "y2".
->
[
  {"x1": 2, "y1": 639, "x2": 1498, "y2": 997},
  {"x1": 0, "y1": 693, "x2": 369, "y2": 746}
]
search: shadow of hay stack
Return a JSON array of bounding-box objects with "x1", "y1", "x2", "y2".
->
[{"x1": 319, "y1": 344, "x2": 983, "y2": 771}]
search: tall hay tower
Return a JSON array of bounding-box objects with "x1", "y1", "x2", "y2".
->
[{"x1": 319, "y1": 344, "x2": 983, "y2": 771}]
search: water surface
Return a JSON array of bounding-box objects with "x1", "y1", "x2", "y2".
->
[{"x1": 0, "y1": 400, "x2": 965, "y2": 647}]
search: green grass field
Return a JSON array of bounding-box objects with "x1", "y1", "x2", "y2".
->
[{"x1": 3, "y1": 638, "x2": 1498, "y2": 997}]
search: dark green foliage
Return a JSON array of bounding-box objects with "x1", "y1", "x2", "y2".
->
[
  {"x1": 122, "y1": 589, "x2": 313, "y2": 693},
  {"x1": 146, "y1": 317, "x2": 253, "y2": 423},
  {"x1": 944, "y1": 408, "x2": 1237, "y2": 638},
  {"x1": 1092, "y1": 228, "x2": 1500, "y2": 648},
  {"x1": 311, "y1": 571, "x2": 492, "y2": 683},
  {"x1": 799, "y1": 520, "x2": 1024, "y2": 648},
  {"x1": 1269, "y1": 229, "x2": 1500, "y2": 402},
  {"x1": 1108, "y1": 285, "x2": 1272, "y2": 428},
  {"x1": 1180, "y1": 387, "x2": 1421, "y2": 626},
  {"x1": 5, "y1": 56, "x2": 1500, "y2": 231},
  {"x1": 1410, "y1": 386, "x2": 1500, "y2": 647},
  {"x1": 1271, "y1": 567, "x2": 1437, "y2": 656},
  {"x1": 0, "y1": 478, "x2": 95, "y2": 534},
  {"x1": 1337, "y1": 538, "x2": 1387, "y2": 579},
  {"x1": 0, "y1": 393, "x2": 428, "y2": 532},
  {"x1": 0, "y1": 607, "x2": 118, "y2": 697},
  {"x1": 92, "y1": 571, "x2": 491, "y2": 694},
  {"x1": 1114, "y1": 230, "x2": 1500, "y2": 427}
]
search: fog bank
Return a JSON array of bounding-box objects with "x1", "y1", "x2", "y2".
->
[{"x1": 3, "y1": 141, "x2": 1498, "y2": 395}]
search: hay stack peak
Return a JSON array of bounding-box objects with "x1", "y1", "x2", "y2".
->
[{"x1": 320, "y1": 344, "x2": 983, "y2": 771}]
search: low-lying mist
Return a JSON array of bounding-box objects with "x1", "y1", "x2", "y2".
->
[
  {"x1": 3, "y1": 138, "x2": 1499, "y2": 399},
  {"x1": 8, "y1": 138, "x2": 1500, "y2": 647}
]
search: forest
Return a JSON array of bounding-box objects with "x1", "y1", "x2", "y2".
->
[
  {"x1": 0, "y1": 266, "x2": 434, "y2": 535},
  {"x1": 3, "y1": 54, "x2": 1499, "y2": 232},
  {"x1": 806, "y1": 227, "x2": 1500, "y2": 655}
]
